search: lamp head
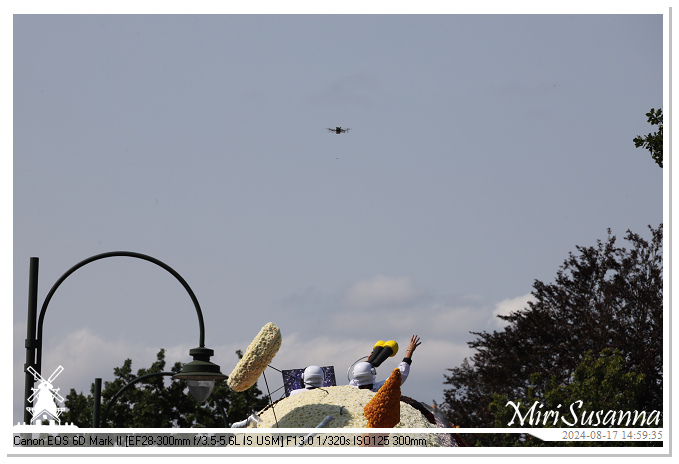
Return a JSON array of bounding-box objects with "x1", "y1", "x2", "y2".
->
[
  {"x1": 186, "y1": 380, "x2": 214, "y2": 402},
  {"x1": 173, "y1": 347, "x2": 227, "y2": 401}
]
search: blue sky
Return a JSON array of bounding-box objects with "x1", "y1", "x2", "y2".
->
[{"x1": 11, "y1": 10, "x2": 666, "y2": 427}]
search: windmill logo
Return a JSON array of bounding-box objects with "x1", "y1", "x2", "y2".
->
[{"x1": 26, "y1": 365, "x2": 66, "y2": 425}]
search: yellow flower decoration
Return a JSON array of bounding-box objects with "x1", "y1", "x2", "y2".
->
[{"x1": 384, "y1": 340, "x2": 399, "y2": 356}]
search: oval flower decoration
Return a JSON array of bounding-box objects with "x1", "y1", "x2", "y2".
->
[{"x1": 228, "y1": 322, "x2": 282, "y2": 392}]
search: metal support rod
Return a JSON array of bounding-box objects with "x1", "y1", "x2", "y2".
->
[
  {"x1": 93, "y1": 378, "x2": 102, "y2": 428},
  {"x1": 34, "y1": 251, "x2": 206, "y2": 374},
  {"x1": 296, "y1": 415, "x2": 334, "y2": 446},
  {"x1": 23, "y1": 257, "x2": 39, "y2": 424},
  {"x1": 262, "y1": 371, "x2": 278, "y2": 428}
]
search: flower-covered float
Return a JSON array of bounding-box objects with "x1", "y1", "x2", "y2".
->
[{"x1": 227, "y1": 322, "x2": 459, "y2": 447}]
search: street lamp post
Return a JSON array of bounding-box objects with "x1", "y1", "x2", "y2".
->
[{"x1": 23, "y1": 251, "x2": 228, "y2": 425}]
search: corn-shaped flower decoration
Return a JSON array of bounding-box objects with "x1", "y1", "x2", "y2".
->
[
  {"x1": 228, "y1": 322, "x2": 282, "y2": 392},
  {"x1": 364, "y1": 368, "x2": 401, "y2": 428}
]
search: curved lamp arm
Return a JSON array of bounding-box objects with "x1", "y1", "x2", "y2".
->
[
  {"x1": 35, "y1": 251, "x2": 205, "y2": 371},
  {"x1": 99, "y1": 371, "x2": 230, "y2": 428},
  {"x1": 100, "y1": 371, "x2": 175, "y2": 428}
]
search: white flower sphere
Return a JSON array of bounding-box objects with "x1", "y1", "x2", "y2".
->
[{"x1": 253, "y1": 385, "x2": 442, "y2": 447}]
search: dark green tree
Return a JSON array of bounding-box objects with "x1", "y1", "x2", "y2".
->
[
  {"x1": 633, "y1": 108, "x2": 663, "y2": 168},
  {"x1": 488, "y1": 349, "x2": 654, "y2": 447},
  {"x1": 61, "y1": 349, "x2": 268, "y2": 427},
  {"x1": 442, "y1": 225, "x2": 662, "y2": 446}
]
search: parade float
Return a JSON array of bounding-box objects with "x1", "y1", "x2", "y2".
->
[{"x1": 226, "y1": 322, "x2": 459, "y2": 447}]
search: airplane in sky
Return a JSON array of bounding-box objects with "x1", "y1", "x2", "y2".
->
[{"x1": 327, "y1": 127, "x2": 350, "y2": 134}]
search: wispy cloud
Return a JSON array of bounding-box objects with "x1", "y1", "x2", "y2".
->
[
  {"x1": 14, "y1": 279, "x2": 534, "y2": 423},
  {"x1": 492, "y1": 293, "x2": 535, "y2": 326},
  {"x1": 342, "y1": 274, "x2": 420, "y2": 308}
]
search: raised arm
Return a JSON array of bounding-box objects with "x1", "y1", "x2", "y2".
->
[{"x1": 403, "y1": 335, "x2": 421, "y2": 363}]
